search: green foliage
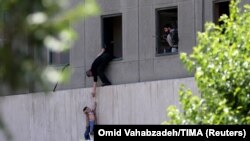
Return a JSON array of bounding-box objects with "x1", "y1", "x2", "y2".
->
[
  {"x1": 165, "y1": 0, "x2": 250, "y2": 124},
  {"x1": 0, "y1": 0, "x2": 99, "y2": 93},
  {"x1": 0, "y1": 0, "x2": 99, "y2": 140}
]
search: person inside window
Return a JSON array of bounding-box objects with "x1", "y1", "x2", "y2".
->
[{"x1": 163, "y1": 24, "x2": 179, "y2": 53}]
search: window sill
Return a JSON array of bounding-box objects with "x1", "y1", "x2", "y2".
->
[
  {"x1": 112, "y1": 57, "x2": 123, "y2": 61},
  {"x1": 48, "y1": 63, "x2": 70, "y2": 68},
  {"x1": 156, "y1": 52, "x2": 179, "y2": 57}
]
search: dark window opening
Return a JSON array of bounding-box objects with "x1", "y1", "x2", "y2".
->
[
  {"x1": 49, "y1": 51, "x2": 69, "y2": 65},
  {"x1": 214, "y1": 1, "x2": 230, "y2": 25},
  {"x1": 156, "y1": 8, "x2": 178, "y2": 55},
  {"x1": 102, "y1": 14, "x2": 122, "y2": 60}
]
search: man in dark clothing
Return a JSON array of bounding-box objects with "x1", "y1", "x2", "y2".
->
[
  {"x1": 86, "y1": 46, "x2": 113, "y2": 97},
  {"x1": 163, "y1": 24, "x2": 179, "y2": 53}
]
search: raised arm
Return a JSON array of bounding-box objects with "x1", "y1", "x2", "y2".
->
[
  {"x1": 92, "y1": 81, "x2": 97, "y2": 97},
  {"x1": 93, "y1": 99, "x2": 97, "y2": 124},
  {"x1": 93, "y1": 99, "x2": 97, "y2": 111}
]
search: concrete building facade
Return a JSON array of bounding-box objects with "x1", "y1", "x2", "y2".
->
[
  {"x1": 54, "y1": 0, "x2": 250, "y2": 91},
  {"x1": 0, "y1": 78, "x2": 198, "y2": 141},
  {"x1": 66, "y1": 0, "x2": 198, "y2": 90}
]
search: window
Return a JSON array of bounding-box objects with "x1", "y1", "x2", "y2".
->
[
  {"x1": 102, "y1": 14, "x2": 123, "y2": 59},
  {"x1": 156, "y1": 8, "x2": 178, "y2": 55},
  {"x1": 49, "y1": 51, "x2": 69, "y2": 65},
  {"x1": 214, "y1": 0, "x2": 230, "y2": 25}
]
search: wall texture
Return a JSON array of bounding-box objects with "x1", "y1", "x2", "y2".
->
[
  {"x1": 0, "y1": 77, "x2": 198, "y2": 141},
  {"x1": 10, "y1": 0, "x2": 250, "y2": 93},
  {"x1": 61, "y1": 0, "x2": 249, "y2": 91},
  {"x1": 58, "y1": 0, "x2": 201, "y2": 90}
]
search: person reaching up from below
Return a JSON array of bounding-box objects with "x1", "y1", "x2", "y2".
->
[{"x1": 83, "y1": 99, "x2": 97, "y2": 141}]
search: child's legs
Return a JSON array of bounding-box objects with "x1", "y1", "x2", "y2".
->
[
  {"x1": 89, "y1": 120, "x2": 95, "y2": 135},
  {"x1": 84, "y1": 126, "x2": 91, "y2": 140}
]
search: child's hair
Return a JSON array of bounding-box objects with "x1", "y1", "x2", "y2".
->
[{"x1": 83, "y1": 106, "x2": 88, "y2": 112}]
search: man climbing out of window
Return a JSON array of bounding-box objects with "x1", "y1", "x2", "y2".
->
[
  {"x1": 163, "y1": 24, "x2": 179, "y2": 53},
  {"x1": 86, "y1": 45, "x2": 113, "y2": 97}
]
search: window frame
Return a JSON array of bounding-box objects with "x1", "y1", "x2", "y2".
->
[
  {"x1": 213, "y1": 0, "x2": 230, "y2": 24},
  {"x1": 101, "y1": 13, "x2": 123, "y2": 61},
  {"x1": 48, "y1": 50, "x2": 70, "y2": 66}
]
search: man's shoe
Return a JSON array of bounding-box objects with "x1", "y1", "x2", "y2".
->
[{"x1": 101, "y1": 83, "x2": 111, "y2": 87}]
